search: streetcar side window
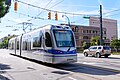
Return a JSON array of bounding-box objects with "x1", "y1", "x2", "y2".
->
[
  {"x1": 8, "y1": 41, "x2": 12, "y2": 49},
  {"x1": 33, "y1": 36, "x2": 42, "y2": 47},
  {"x1": 32, "y1": 31, "x2": 43, "y2": 48},
  {"x1": 12, "y1": 42, "x2": 14, "y2": 49},
  {"x1": 17, "y1": 40, "x2": 19, "y2": 50},
  {"x1": 27, "y1": 39, "x2": 31, "y2": 51},
  {"x1": 45, "y1": 32, "x2": 52, "y2": 47},
  {"x1": 22, "y1": 40, "x2": 27, "y2": 50}
]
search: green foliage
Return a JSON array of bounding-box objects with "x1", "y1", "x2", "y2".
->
[
  {"x1": 82, "y1": 42, "x2": 89, "y2": 49},
  {"x1": 0, "y1": 0, "x2": 11, "y2": 18},
  {"x1": 90, "y1": 36, "x2": 100, "y2": 46},
  {"x1": 0, "y1": 35, "x2": 16, "y2": 48},
  {"x1": 110, "y1": 39, "x2": 120, "y2": 52},
  {"x1": 112, "y1": 52, "x2": 120, "y2": 55},
  {"x1": 0, "y1": 42, "x2": 4, "y2": 48},
  {"x1": 110, "y1": 39, "x2": 120, "y2": 47}
]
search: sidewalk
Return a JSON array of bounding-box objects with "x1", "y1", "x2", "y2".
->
[{"x1": 110, "y1": 54, "x2": 120, "y2": 58}]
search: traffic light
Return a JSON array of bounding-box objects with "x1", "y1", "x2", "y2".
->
[
  {"x1": 55, "y1": 12, "x2": 58, "y2": 20},
  {"x1": 48, "y1": 12, "x2": 51, "y2": 19},
  {"x1": 14, "y1": 1, "x2": 18, "y2": 11}
]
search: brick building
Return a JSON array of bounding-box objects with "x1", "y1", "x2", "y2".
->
[{"x1": 70, "y1": 25, "x2": 107, "y2": 47}]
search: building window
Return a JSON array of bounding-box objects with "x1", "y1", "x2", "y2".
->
[
  {"x1": 96, "y1": 31, "x2": 98, "y2": 34},
  {"x1": 87, "y1": 30, "x2": 89, "y2": 33},
  {"x1": 104, "y1": 37, "x2": 106, "y2": 39},
  {"x1": 83, "y1": 30, "x2": 86, "y2": 33},
  {"x1": 93, "y1": 30, "x2": 95, "y2": 33},
  {"x1": 89, "y1": 30, "x2": 91, "y2": 33},
  {"x1": 75, "y1": 26, "x2": 78, "y2": 32},
  {"x1": 83, "y1": 36, "x2": 89, "y2": 39},
  {"x1": 79, "y1": 36, "x2": 83, "y2": 39},
  {"x1": 104, "y1": 31, "x2": 106, "y2": 34}
]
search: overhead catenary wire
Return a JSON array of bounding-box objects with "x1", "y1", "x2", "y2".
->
[
  {"x1": 37, "y1": 0, "x2": 53, "y2": 16},
  {"x1": 17, "y1": 0, "x2": 99, "y2": 16},
  {"x1": 103, "y1": 8, "x2": 120, "y2": 15},
  {"x1": 28, "y1": 0, "x2": 53, "y2": 21},
  {"x1": 10, "y1": 11, "x2": 66, "y2": 23},
  {"x1": 48, "y1": 0, "x2": 64, "y2": 9},
  {"x1": 104, "y1": 12, "x2": 120, "y2": 17},
  {"x1": 37, "y1": 0, "x2": 65, "y2": 16},
  {"x1": 27, "y1": 0, "x2": 64, "y2": 22}
]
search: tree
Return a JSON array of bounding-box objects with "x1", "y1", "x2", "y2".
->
[
  {"x1": 90, "y1": 36, "x2": 100, "y2": 46},
  {"x1": 0, "y1": 0, "x2": 11, "y2": 18},
  {"x1": 82, "y1": 41, "x2": 89, "y2": 49},
  {"x1": 110, "y1": 39, "x2": 120, "y2": 52},
  {"x1": 0, "y1": 35, "x2": 16, "y2": 48}
]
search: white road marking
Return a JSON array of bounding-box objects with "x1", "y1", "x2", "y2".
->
[
  {"x1": 83, "y1": 62, "x2": 96, "y2": 65},
  {"x1": 68, "y1": 77, "x2": 77, "y2": 80}
]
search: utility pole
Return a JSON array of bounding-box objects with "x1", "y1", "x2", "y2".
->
[{"x1": 100, "y1": 5, "x2": 103, "y2": 45}]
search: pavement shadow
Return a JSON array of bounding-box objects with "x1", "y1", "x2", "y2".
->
[
  {"x1": 0, "y1": 63, "x2": 11, "y2": 71},
  {"x1": 49, "y1": 63, "x2": 120, "y2": 76},
  {"x1": 29, "y1": 59, "x2": 120, "y2": 76},
  {"x1": 0, "y1": 75, "x2": 10, "y2": 80},
  {"x1": 0, "y1": 63, "x2": 11, "y2": 80}
]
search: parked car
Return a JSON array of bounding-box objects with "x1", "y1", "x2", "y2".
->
[{"x1": 83, "y1": 46, "x2": 111, "y2": 58}]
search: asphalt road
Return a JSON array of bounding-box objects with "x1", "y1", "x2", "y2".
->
[
  {"x1": 77, "y1": 53, "x2": 120, "y2": 72},
  {"x1": 0, "y1": 49, "x2": 120, "y2": 80}
]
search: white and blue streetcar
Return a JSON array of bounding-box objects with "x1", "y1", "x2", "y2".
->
[{"x1": 8, "y1": 25, "x2": 77, "y2": 64}]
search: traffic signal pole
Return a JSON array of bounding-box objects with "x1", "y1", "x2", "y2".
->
[
  {"x1": 62, "y1": 15, "x2": 70, "y2": 26},
  {"x1": 100, "y1": 5, "x2": 103, "y2": 45}
]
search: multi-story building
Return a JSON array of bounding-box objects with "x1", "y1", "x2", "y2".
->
[
  {"x1": 89, "y1": 17, "x2": 118, "y2": 41},
  {"x1": 70, "y1": 25, "x2": 107, "y2": 47}
]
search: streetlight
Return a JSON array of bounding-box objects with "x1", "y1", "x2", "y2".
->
[{"x1": 62, "y1": 15, "x2": 70, "y2": 26}]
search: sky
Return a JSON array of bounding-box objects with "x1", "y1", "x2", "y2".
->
[{"x1": 0, "y1": 0, "x2": 120, "y2": 39}]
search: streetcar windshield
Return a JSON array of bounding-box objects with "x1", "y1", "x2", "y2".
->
[{"x1": 53, "y1": 30, "x2": 75, "y2": 47}]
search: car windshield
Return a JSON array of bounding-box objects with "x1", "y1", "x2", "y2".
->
[
  {"x1": 103, "y1": 46, "x2": 110, "y2": 50},
  {"x1": 53, "y1": 30, "x2": 75, "y2": 47}
]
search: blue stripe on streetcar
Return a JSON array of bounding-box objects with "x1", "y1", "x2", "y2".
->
[{"x1": 47, "y1": 49, "x2": 76, "y2": 54}]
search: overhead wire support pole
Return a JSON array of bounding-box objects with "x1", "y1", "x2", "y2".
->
[
  {"x1": 100, "y1": 5, "x2": 103, "y2": 45},
  {"x1": 21, "y1": 22, "x2": 32, "y2": 33}
]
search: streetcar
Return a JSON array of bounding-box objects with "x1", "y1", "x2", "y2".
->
[{"x1": 8, "y1": 25, "x2": 77, "y2": 64}]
